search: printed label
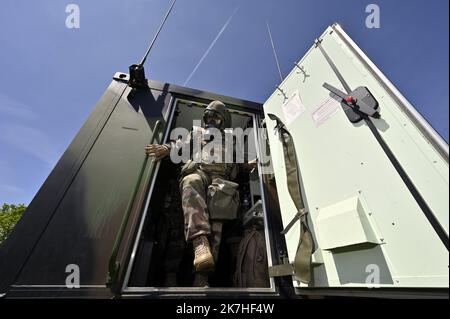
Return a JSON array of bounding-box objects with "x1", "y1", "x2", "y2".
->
[
  {"x1": 311, "y1": 97, "x2": 340, "y2": 127},
  {"x1": 282, "y1": 91, "x2": 306, "y2": 126}
]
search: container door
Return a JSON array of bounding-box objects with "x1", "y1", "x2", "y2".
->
[
  {"x1": 263, "y1": 24, "x2": 448, "y2": 295},
  {"x1": 0, "y1": 74, "x2": 172, "y2": 297}
]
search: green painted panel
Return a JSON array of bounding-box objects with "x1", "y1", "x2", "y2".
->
[
  {"x1": 263, "y1": 26, "x2": 449, "y2": 288},
  {"x1": 15, "y1": 85, "x2": 166, "y2": 286}
]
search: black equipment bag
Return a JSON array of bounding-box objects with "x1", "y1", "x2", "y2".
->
[{"x1": 233, "y1": 228, "x2": 270, "y2": 288}]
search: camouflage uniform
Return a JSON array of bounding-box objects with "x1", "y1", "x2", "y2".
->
[
  {"x1": 166, "y1": 100, "x2": 237, "y2": 243},
  {"x1": 176, "y1": 132, "x2": 235, "y2": 242},
  {"x1": 160, "y1": 101, "x2": 252, "y2": 281},
  {"x1": 176, "y1": 135, "x2": 233, "y2": 285}
]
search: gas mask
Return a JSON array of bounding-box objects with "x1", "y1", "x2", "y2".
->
[{"x1": 203, "y1": 109, "x2": 225, "y2": 130}]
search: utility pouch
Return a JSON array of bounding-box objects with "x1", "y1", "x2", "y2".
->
[{"x1": 207, "y1": 178, "x2": 240, "y2": 220}]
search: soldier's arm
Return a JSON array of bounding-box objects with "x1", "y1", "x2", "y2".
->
[{"x1": 145, "y1": 131, "x2": 193, "y2": 161}]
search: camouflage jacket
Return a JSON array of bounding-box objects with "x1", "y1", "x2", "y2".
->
[{"x1": 164, "y1": 126, "x2": 253, "y2": 179}]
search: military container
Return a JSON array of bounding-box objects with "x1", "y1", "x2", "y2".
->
[{"x1": 0, "y1": 23, "x2": 448, "y2": 299}]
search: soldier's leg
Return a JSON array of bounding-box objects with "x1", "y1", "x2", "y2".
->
[
  {"x1": 180, "y1": 172, "x2": 214, "y2": 273},
  {"x1": 193, "y1": 221, "x2": 223, "y2": 288},
  {"x1": 180, "y1": 173, "x2": 211, "y2": 241}
]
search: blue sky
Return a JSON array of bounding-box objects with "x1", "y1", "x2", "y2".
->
[{"x1": 0, "y1": 0, "x2": 448, "y2": 205}]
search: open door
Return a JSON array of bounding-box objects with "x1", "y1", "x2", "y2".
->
[
  {"x1": 120, "y1": 88, "x2": 281, "y2": 297},
  {"x1": 0, "y1": 73, "x2": 171, "y2": 298},
  {"x1": 263, "y1": 23, "x2": 449, "y2": 297}
]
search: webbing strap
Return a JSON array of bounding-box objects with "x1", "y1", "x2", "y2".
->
[
  {"x1": 267, "y1": 113, "x2": 315, "y2": 284},
  {"x1": 281, "y1": 209, "x2": 307, "y2": 235}
]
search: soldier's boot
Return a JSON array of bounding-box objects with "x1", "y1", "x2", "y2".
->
[{"x1": 193, "y1": 235, "x2": 214, "y2": 272}]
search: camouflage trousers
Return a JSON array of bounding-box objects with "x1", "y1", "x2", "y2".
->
[
  {"x1": 180, "y1": 171, "x2": 212, "y2": 241},
  {"x1": 180, "y1": 171, "x2": 224, "y2": 248}
]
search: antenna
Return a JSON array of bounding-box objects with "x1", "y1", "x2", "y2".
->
[
  {"x1": 266, "y1": 22, "x2": 284, "y2": 83},
  {"x1": 139, "y1": 0, "x2": 177, "y2": 66},
  {"x1": 129, "y1": 0, "x2": 177, "y2": 89}
]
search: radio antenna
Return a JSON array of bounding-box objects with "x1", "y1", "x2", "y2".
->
[
  {"x1": 266, "y1": 21, "x2": 284, "y2": 82},
  {"x1": 129, "y1": 0, "x2": 177, "y2": 89},
  {"x1": 140, "y1": 0, "x2": 177, "y2": 66}
]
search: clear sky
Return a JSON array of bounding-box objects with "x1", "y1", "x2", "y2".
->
[{"x1": 0, "y1": 0, "x2": 448, "y2": 205}]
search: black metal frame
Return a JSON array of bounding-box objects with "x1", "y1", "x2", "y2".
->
[{"x1": 118, "y1": 85, "x2": 290, "y2": 298}]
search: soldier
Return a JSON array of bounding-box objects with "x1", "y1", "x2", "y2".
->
[{"x1": 145, "y1": 100, "x2": 256, "y2": 286}]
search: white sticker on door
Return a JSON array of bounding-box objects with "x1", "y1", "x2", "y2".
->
[
  {"x1": 311, "y1": 97, "x2": 340, "y2": 127},
  {"x1": 282, "y1": 91, "x2": 305, "y2": 125}
]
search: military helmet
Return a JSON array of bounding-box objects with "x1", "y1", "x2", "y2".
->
[{"x1": 203, "y1": 100, "x2": 231, "y2": 129}]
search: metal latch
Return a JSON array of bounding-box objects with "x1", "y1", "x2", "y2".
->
[{"x1": 323, "y1": 83, "x2": 380, "y2": 123}]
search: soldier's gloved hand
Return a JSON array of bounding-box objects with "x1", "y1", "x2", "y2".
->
[{"x1": 145, "y1": 144, "x2": 170, "y2": 161}]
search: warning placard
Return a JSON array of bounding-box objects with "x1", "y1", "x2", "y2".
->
[
  {"x1": 282, "y1": 91, "x2": 305, "y2": 126},
  {"x1": 311, "y1": 97, "x2": 340, "y2": 127}
]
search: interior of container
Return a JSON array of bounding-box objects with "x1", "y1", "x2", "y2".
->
[{"x1": 124, "y1": 98, "x2": 273, "y2": 291}]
